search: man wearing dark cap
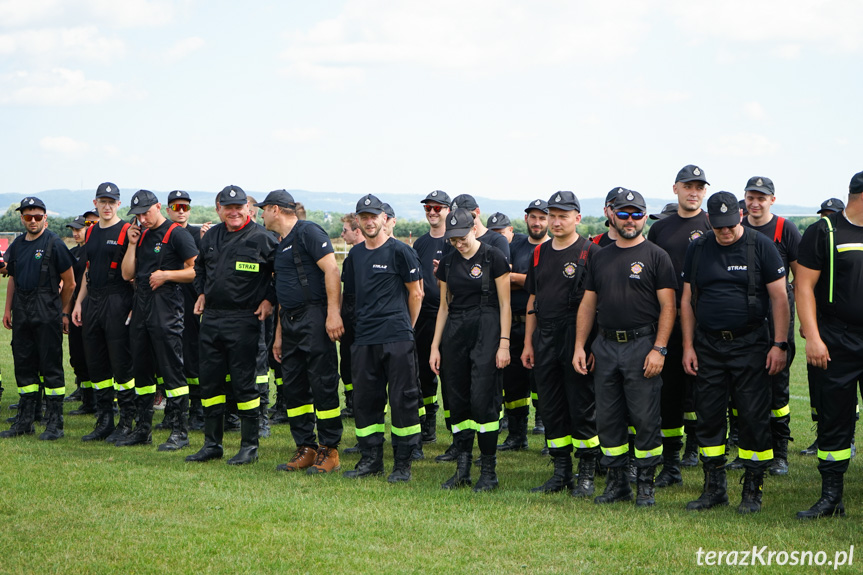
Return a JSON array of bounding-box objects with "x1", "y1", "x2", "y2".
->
[
  {"x1": 72, "y1": 183, "x2": 137, "y2": 443},
  {"x1": 186, "y1": 185, "x2": 277, "y2": 465},
  {"x1": 681, "y1": 191, "x2": 789, "y2": 514},
  {"x1": 258, "y1": 190, "x2": 345, "y2": 474},
  {"x1": 450, "y1": 194, "x2": 510, "y2": 262},
  {"x1": 645, "y1": 164, "x2": 711, "y2": 485},
  {"x1": 523, "y1": 192, "x2": 600, "y2": 496},
  {"x1": 413, "y1": 190, "x2": 451, "y2": 450},
  {"x1": 649, "y1": 203, "x2": 679, "y2": 221},
  {"x1": 574, "y1": 190, "x2": 677, "y2": 507},
  {"x1": 795, "y1": 171, "x2": 863, "y2": 519},
  {"x1": 1, "y1": 197, "x2": 75, "y2": 440},
  {"x1": 382, "y1": 203, "x2": 397, "y2": 236},
  {"x1": 733, "y1": 176, "x2": 802, "y2": 477},
  {"x1": 65, "y1": 215, "x2": 96, "y2": 416},
  {"x1": 817, "y1": 198, "x2": 844, "y2": 217},
  {"x1": 590, "y1": 189, "x2": 624, "y2": 247},
  {"x1": 341, "y1": 194, "x2": 423, "y2": 482},
  {"x1": 115, "y1": 190, "x2": 198, "y2": 450}
]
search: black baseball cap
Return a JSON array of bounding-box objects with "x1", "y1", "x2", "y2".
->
[
  {"x1": 382, "y1": 203, "x2": 396, "y2": 219},
  {"x1": 850, "y1": 171, "x2": 863, "y2": 195},
  {"x1": 818, "y1": 198, "x2": 845, "y2": 214},
  {"x1": 706, "y1": 191, "x2": 741, "y2": 229},
  {"x1": 167, "y1": 190, "x2": 191, "y2": 204},
  {"x1": 525, "y1": 199, "x2": 549, "y2": 214},
  {"x1": 649, "y1": 202, "x2": 678, "y2": 220},
  {"x1": 486, "y1": 212, "x2": 511, "y2": 229},
  {"x1": 675, "y1": 165, "x2": 709, "y2": 185},
  {"x1": 548, "y1": 191, "x2": 581, "y2": 212},
  {"x1": 356, "y1": 194, "x2": 385, "y2": 215},
  {"x1": 450, "y1": 194, "x2": 479, "y2": 211},
  {"x1": 96, "y1": 182, "x2": 120, "y2": 200},
  {"x1": 16, "y1": 196, "x2": 46, "y2": 212},
  {"x1": 218, "y1": 185, "x2": 247, "y2": 206},
  {"x1": 605, "y1": 187, "x2": 626, "y2": 206},
  {"x1": 127, "y1": 189, "x2": 160, "y2": 215},
  {"x1": 744, "y1": 176, "x2": 775, "y2": 196},
  {"x1": 421, "y1": 190, "x2": 451, "y2": 205},
  {"x1": 444, "y1": 208, "x2": 476, "y2": 239},
  {"x1": 612, "y1": 189, "x2": 647, "y2": 212},
  {"x1": 254, "y1": 190, "x2": 296, "y2": 209},
  {"x1": 66, "y1": 215, "x2": 87, "y2": 229},
  {"x1": 739, "y1": 199, "x2": 749, "y2": 216}
]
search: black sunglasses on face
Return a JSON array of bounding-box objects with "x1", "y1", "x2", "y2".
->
[
  {"x1": 424, "y1": 205, "x2": 444, "y2": 213},
  {"x1": 614, "y1": 211, "x2": 646, "y2": 221}
]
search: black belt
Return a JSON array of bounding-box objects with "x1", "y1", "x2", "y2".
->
[
  {"x1": 512, "y1": 314, "x2": 527, "y2": 323},
  {"x1": 599, "y1": 323, "x2": 656, "y2": 343},
  {"x1": 701, "y1": 322, "x2": 764, "y2": 341}
]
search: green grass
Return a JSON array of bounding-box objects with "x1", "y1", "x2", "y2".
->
[{"x1": 0, "y1": 280, "x2": 861, "y2": 574}]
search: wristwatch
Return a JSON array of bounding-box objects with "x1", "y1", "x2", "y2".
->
[
  {"x1": 652, "y1": 345, "x2": 668, "y2": 356},
  {"x1": 772, "y1": 341, "x2": 789, "y2": 351}
]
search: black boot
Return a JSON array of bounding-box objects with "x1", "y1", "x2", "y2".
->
[
  {"x1": 435, "y1": 440, "x2": 458, "y2": 463},
  {"x1": 636, "y1": 466, "x2": 657, "y2": 507},
  {"x1": 532, "y1": 412, "x2": 545, "y2": 435},
  {"x1": 343, "y1": 444, "x2": 385, "y2": 478},
  {"x1": 681, "y1": 434, "x2": 699, "y2": 467},
  {"x1": 725, "y1": 455, "x2": 745, "y2": 470},
  {"x1": 626, "y1": 456, "x2": 637, "y2": 484},
  {"x1": 738, "y1": 467, "x2": 764, "y2": 514},
  {"x1": 159, "y1": 396, "x2": 190, "y2": 451},
  {"x1": 69, "y1": 387, "x2": 97, "y2": 415},
  {"x1": 571, "y1": 455, "x2": 596, "y2": 498},
  {"x1": 594, "y1": 466, "x2": 633, "y2": 504},
  {"x1": 686, "y1": 460, "x2": 729, "y2": 511},
  {"x1": 258, "y1": 401, "x2": 271, "y2": 439},
  {"x1": 0, "y1": 394, "x2": 36, "y2": 438},
  {"x1": 421, "y1": 406, "x2": 437, "y2": 444},
  {"x1": 497, "y1": 413, "x2": 528, "y2": 452},
  {"x1": 769, "y1": 438, "x2": 789, "y2": 476},
  {"x1": 154, "y1": 395, "x2": 176, "y2": 430},
  {"x1": 655, "y1": 437, "x2": 683, "y2": 488},
  {"x1": 473, "y1": 454, "x2": 498, "y2": 492},
  {"x1": 441, "y1": 451, "x2": 473, "y2": 489},
  {"x1": 116, "y1": 394, "x2": 154, "y2": 447},
  {"x1": 341, "y1": 389, "x2": 354, "y2": 419},
  {"x1": 188, "y1": 396, "x2": 204, "y2": 431},
  {"x1": 800, "y1": 437, "x2": 818, "y2": 456},
  {"x1": 38, "y1": 397, "x2": 64, "y2": 441},
  {"x1": 797, "y1": 472, "x2": 846, "y2": 519},
  {"x1": 227, "y1": 416, "x2": 259, "y2": 465},
  {"x1": 185, "y1": 415, "x2": 224, "y2": 462},
  {"x1": 531, "y1": 455, "x2": 574, "y2": 493},
  {"x1": 388, "y1": 443, "x2": 413, "y2": 483},
  {"x1": 224, "y1": 411, "x2": 241, "y2": 431},
  {"x1": 81, "y1": 389, "x2": 115, "y2": 442},
  {"x1": 64, "y1": 386, "x2": 82, "y2": 403},
  {"x1": 105, "y1": 389, "x2": 135, "y2": 443}
]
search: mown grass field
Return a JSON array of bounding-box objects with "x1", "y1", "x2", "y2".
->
[{"x1": 0, "y1": 277, "x2": 860, "y2": 574}]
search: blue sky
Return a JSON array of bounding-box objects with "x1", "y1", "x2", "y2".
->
[{"x1": 1, "y1": 0, "x2": 861, "y2": 209}]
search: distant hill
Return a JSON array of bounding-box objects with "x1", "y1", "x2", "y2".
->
[{"x1": 0, "y1": 188, "x2": 821, "y2": 219}]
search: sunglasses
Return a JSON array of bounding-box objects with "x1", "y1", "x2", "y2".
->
[
  {"x1": 169, "y1": 203, "x2": 191, "y2": 212},
  {"x1": 83, "y1": 220, "x2": 96, "y2": 226},
  {"x1": 424, "y1": 205, "x2": 445, "y2": 213},
  {"x1": 614, "y1": 211, "x2": 646, "y2": 221},
  {"x1": 22, "y1": 214, "x2": 45, "y2": 222}
]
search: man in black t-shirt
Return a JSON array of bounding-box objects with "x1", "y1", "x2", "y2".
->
[
  {"x1": 575, "y1": 190, "x2": 677, "y2": 507},
  {"x1": 342, "y1": 194, "x2": 423, "y2": 483},
  {"x1": 523, "y1": 192, "x2": 600, "y2": 497},
  {"x1": 681, "y1": 191, "x2": 789, "y2": 515},
  {"x1": 646, "y1": 164, "x2": 710, "y2": 484},
  {"x1": 795, "y1": 171, "x2": 863, "y2": 520},
  {"x1": 1, "y1": 197, "x2": 76, "y2": 440}
]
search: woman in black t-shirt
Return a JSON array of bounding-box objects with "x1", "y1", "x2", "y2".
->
[{"x1": 429, "y1": 208, "x2": 511, "y2": 492}]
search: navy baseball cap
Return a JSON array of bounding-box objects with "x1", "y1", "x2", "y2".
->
[
  {"x1": 548, "y1": 191, "x2": 581, "y2": 212},
  {"x1": 850, "y1": 171, "x2": 863, "y2": 195},
  {"x1": 486, "y1": 212, "x2": 511, "y2": 229},
  {"x1": 66, "y1": 215, "x2": 87, "y2": 229},
  {"x1": 450, "y1": 194, "x2": 479, "y2": 211},
  {"x1": 356, "y1": 194, "x2": 385, "y2": 215},
  {"x1": 95, "y1": 182, "x2": 120, "y2": 200},
  {"x1": 167, "y1": 190, "x2": 191, "y2": 204},
  {"x1": 254, "y1": 190, "x2": 296, "y2": 209},
  {"x1": 675, "y1": 165, "x2": 709, "y2": 185},
  {"x1": 707, "y1": 191, "x2": 741, "y2": 229},
  {"x1": 744, "y1": 176, "x2": 775, "y2": 196},
  {"x1": 16, "y1": 196, "x2": 46, "y2": 212},
  {"x1": 218, "y1": 185, "x2": 247, "y2": 206},
  {"x1": 818, "y1": 198, "x2": 844, "y2": 214},
  {"x1": 381, "y1": 203, "x2": 396, "y2": 219},
  {"x1": 421, "y1": 190, "x2": 451, "y2": 205},
  {"x1": 444, "y1": 208, "x2": 476, "y2": 239},
  {"x1": 612, "y1": 189, "x2": 647, "y2": 212},
  {"x1": 127, "y1": 190, "x2": 160, "y2": 215},
  {"x1": 525, "y1": 199, "x2": 549, "y2": 214},
  {"x1": 649, "y1": 202, "x2": 678, "y2": 220}
]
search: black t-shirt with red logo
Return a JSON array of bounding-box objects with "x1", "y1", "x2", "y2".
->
[
  {"x1": 436, "y1": 243, "x2": 509, "y2": 312},
  {"x1": 526, "y1": 236, "x2": 599, "y2": 320},
  {"x1": 647, "y1": 211, "x2": 710, "y2": 300}
]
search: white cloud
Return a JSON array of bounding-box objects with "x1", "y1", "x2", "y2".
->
[
  {"x1": 164, "y1": 36, "x2": 204, "y2": 62},
  {"x1": 0, "y1": 0, "x2": 174, "y2": 29},
  {"x1": 0, "y1": 26, "x2": 125, "y2": 63},
  {"x1": 40, "y1": 135, "x2": 89, "y2": 157},
  {"x1": 0, "y1": 68, "x2": 114, "y2": 105},
  {"x1": 743, "y1": 101, "x2": 765, "y2": 121},
  {"x1": 708, "y1": 132, "x2": 779, "y2": 157},
  {"x1": 272, "y1": 127, "x2": 324, "y2": 144}
]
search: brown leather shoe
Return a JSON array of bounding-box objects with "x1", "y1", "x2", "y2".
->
[
  {"x1": 307, "y1": 446, "x2": 341, "y2": 474},
  {"x1": 276, "y1": 446, "x2": 317, "y2": 472}
]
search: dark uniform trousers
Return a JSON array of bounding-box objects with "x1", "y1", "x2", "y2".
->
[
  {"x1": 199, "y1": 310, "x2": 262, "y2": 418},
  {"x1": 280, "y1": 305, "x2": 343, "y2": 448},
  {"x1": 440, "y1": 307, "x2": 503, "y2": 456},
  {"x1": 593, "y1": 334, "x2": 663, "y2": 469},
  {"x1": 351, "y1": 340, "x2": 421, "y2": 452},
  {"x1": 660, "y1": 324, "x2": 689, "y2": 439},
  {"x1": 339, "y1": 295, "x2": 356, "y2": 394},
  {"x1": 766, "y1": 286, "x2": 795, "y2": 442},
  {"x1": 414, "y1": 313, "x2": 439, "y2": 420},
  {"x1": 131, "y1": 285, "x2": 188, "y2": 401},
  {"x1": 82, "y1": 286, "x2": 135, "y2": 412},
  {"x1": 694, "y1": 324, "x2": 773, "y2": 471},
  {"x1": 503, "y1": 318, "x2": 531, "y2": 422},
  {"x1": 12, "y1": 288, "x2": 65, "y2": 400},
  {"x1": 533, "y1": 316, "x2": 598, "y2": 457},
  {"x1": 181, "y1": 287, "x2": 201, "y2": 396},
  {"x1": 68, "y1": 320, "x2": 90, "y2": 388},
  {"x1": 809, "y1": 317, "x2": 863, "y2": 473},
  {"x1": 255, "y1": 316, "x2": 273, "y2": 410}
]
